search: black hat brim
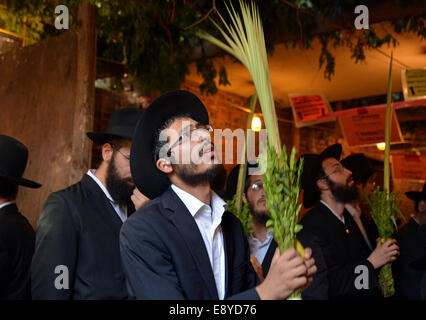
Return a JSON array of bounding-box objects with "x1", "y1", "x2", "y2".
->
[
  {"x1": 0, "y1": 175, "x2": 41, "y2": 188},
  {"x1": 405, "y1": 191, "x2": 426, "y2": 201},
  {"x1": 86, "y1": 132, "x2": 133, "y2": 146},
  {"x1": 302, "y1": 144, "x2": 343, "y2": 208},
  {"x1": 130, "y1": 90, "x2": 209, "y2": 200}
]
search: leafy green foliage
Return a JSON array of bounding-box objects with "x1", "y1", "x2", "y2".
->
[
  {"x1": 364, "y1": 187, "x2": 405, "y2": 297},
  {"x1": 226, "y1": 194, "x2": 252, "y2": 237},
  {"x1": 259, "y1": 144, "x2": 303, "y2": 254},
  {"x1": 259, "y1": 144, "x2": 304, "y2": 300},
  {"x1": 1, "y1": 0, "x2": 424, "y2": 94}
]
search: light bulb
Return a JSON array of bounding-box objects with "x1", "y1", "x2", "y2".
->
[
  {"x1": 251, "y1": 116, "x2": 262, "y2": 132},
  {"x1": 377, "y1": 142, "x2": 386, "y2": 151}
]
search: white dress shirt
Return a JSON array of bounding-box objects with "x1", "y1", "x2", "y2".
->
[
  {"x1": 248, "y1": 232, "x2": 274, "y2": 264},
  {"x1": 86, "y1": 169, "x2": 128, "y2": 222},
  {"x1": 320, "y1": 200, "x2": 345, "y2": 224},
  {"x1": 171, "y1": 184, "x2": 226, "y2": 300},
  {"x1": 0, "y1": 201, "x2": 14, "y2": 210}
]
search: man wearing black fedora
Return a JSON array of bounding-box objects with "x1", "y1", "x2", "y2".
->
[
  {"x1": 120, "y1": 90, "x2": 317, "y2": 300},
  {"x1": 300, "y1": 144, "x2": 399, "y2": 299},
  {"x1": 0, "y1": 134, "x2": 41, "y2": 299},
  {"x1": 341, "y1": 153, "x2": 379, "y2": 253},
  {"x1": 31, "y1": 108, "x2": 145, "y2": 299},
  {"x1": 393, "y1": 182, "x2": 426, "y2": 299}
]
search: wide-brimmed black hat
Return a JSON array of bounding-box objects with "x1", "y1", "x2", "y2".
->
[
  {"x1": 301, "y1": 144, "x2": 342, "y2": 208},
  {"x1": 341, "y1": 153, "x2": 374, "y2": 184},
  {"x1": 130, "y1": 90, "x2": 209, "y2": 200},
  {"x1": 87, "y1": 108, "x2": 144, "y2": 145},
  {"x1": 406, "y1": 182, "x2": 426, "y2": 202},
  {"x1": 0, "y1": 135, "x2": 41, "y2": 188}
]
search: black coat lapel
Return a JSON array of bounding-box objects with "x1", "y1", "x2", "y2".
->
[
  {"x1": 81, "y1": 174, "x2": 123, "y2": 234},
  {"x1": 262, "y1": 239, "x2": 277, "y2": 278},
  {"x1": 161, "y1": 187, "x2": 219, "y2": 299},
  {"x1": 220, "y1": 213, "x2": 233, "y2": 297}
]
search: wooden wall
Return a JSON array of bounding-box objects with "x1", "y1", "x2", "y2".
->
[{"x1": 0, "y1": 4, "x2": 96, "y2": 228}]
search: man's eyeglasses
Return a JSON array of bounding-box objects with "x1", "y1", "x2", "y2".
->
[
  {"x1": 250, "y1": 182, "x2": 263, "y2": 191},
  {"x1": 166, "y1": 124, "x2": 213, "y2": 157},
  {"x1": 111, "y1": 145, "x2": 130, "y2": 160},
  {"x1": 319, "y1": 163, "x2": 345, "y2": 180}
]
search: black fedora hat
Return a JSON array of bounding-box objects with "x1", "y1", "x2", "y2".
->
[
  {"x1": 301, "y1": 144, "x2": 342, "y2": 208},
  {"x1": 87, "y1": 108, "x2": 144, "y2": 145},
  {"x1": 406, "y1": 182, "x2": 426, "y2": 202},
  {"x1": 130, "y1": 90, "x2": 209, "y2": 200},
  {"x1": 341, "y1": 153, "x2": 374, "y2": 184},
  {"x1": 0, "y1": 135, "x2": 41, "y2": 188}
]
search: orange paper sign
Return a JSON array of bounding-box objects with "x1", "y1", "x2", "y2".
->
[
  {"x1": 339, "y1": 107, "x2": 403, "y2": 147},
  {"x1": 289, "y1": 93, "x2": 333, "y2": 127},
  {"x1": 392, "y1": 155, "x2": 426, "y2": 181}
]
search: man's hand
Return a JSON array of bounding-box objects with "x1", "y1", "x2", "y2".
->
[
  {"x1": 255, "y1": 247, "x2": 317, "y2": 300},
  {"x1": 367, "y1": 238, "x2": 400, "y2": 269},
  {"x1": 130, "y1": 188, "x2": 150, "y2": 211},
  {"x1": 302, "y1": 247, "x2": 316, "y2": 291},
  {"x1": 250, "y1": 255, "x2": 264, "y2": 282}
]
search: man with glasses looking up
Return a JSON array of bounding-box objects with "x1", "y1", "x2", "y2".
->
[
  {"x1": 31, "y1": 108, "x2": 146, "y2": 299},
  {"x1": 300, "y1": 144, "x2": 399, "y2": 300},
  {"x1": 120, "y1": 90, "x2": 317, "y2": 300}
]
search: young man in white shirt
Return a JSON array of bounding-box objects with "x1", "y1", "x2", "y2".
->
[{"x1": 120, "y1": 90, "x2": 317, "y2": 300}]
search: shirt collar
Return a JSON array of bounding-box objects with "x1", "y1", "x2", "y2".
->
[
  {"x1": 171, "y1": 184, "x2": 226, "y2": 219},
  {"x1": 0, "y1": 201, "x2": 15, "y2": 210},
  {"x1": 86, "y1": 169, "x2": 114, "y2": 203},
  {"x1": 320, "y1": 200, "x2": 345, "y2": 224},
  {"x1": 249, "y1": 231, "x2": 274, "y2": 246}
]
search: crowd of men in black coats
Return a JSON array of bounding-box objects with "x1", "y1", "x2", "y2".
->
[{"x1": 1, "y1": 90, "x2": 425, "y2": 300}]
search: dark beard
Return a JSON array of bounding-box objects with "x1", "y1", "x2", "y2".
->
[
  {"x1": 251, "y1": 209, "x2": 270, "y2": 225},
  {"x1": 172, "y1": 163, "x2": 223, "y2": 187},
  {"x1": 105, "y1": 154, "x2": 134, "y2": 207},
  {"x1": 328, "y1": 177, "x2": 359, "y2": 204}
]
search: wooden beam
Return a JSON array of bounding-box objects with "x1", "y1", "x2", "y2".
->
[{"x1": 70, "y1": 3, "x2": 97, "y2": 184}]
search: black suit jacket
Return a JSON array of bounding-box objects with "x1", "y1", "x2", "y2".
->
[
  {"x1": 393, "y1": 218, "x2": 425, "y2": 300},
  {"x1": 0, "y1": 203, "x2": 35, "y2": 300},
  {"x1": 301, "y1": 202, "x2": 380, "y2": 300},
  {"x1": 120, "y1": 186, "x2": 259, "y2": 300},
  {"x1": 261, "y1": 229, "x2": 329, "y2": 300},
  {"x1": 31, "y1": 174, "x2": 130, "y2": 300}
]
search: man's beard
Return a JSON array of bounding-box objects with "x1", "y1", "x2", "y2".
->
[
  {"x1": 105, "y1": 154, "x2": 134, "y2": 207},
  {"x1": 251, "y1": 208, "x2": 270, "y2": 225},
  {"x1": 327, "y1": 177, "x2": 359, "y2": 204},
  {"x1": 172, "y1": 162, "x2": 223, "y2": 187}
]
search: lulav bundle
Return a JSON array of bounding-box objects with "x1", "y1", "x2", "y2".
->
[{"x1": 199, "y1": 0, "x2": 305, "y2": 300}]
